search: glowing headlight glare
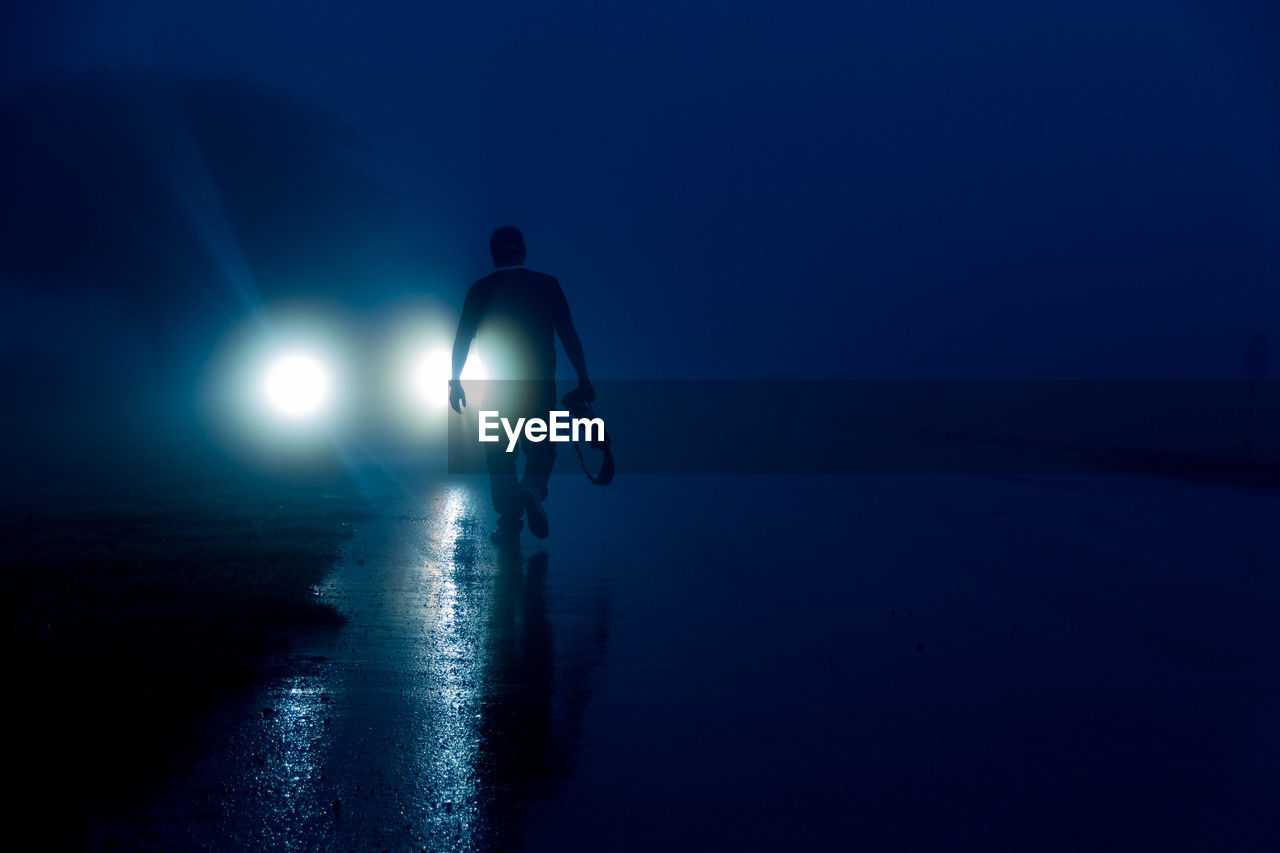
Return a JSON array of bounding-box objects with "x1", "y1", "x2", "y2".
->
[
  {"x1": 412, "y1": 347, "x2": 486, "y2": 409},
  {"x1": 262, "y1": 353, "x2": 332, "y2": 418}
]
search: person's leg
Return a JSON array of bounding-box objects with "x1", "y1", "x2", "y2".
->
[
  {"x1": 485, "y1": 440, "x2": 523, "y2": 532},
  {"x1": 512, "y1": 383, "x2": 557, "y2": 538},
  {"x1": 520, "y1": 434, "x2": 556, "y2": 501},
  {"x1": 519, "y1": 383, "x2": 558, "y2": 500},
  {"x1": 517, "y1": 435, "x2": 553, "y2": 539}
]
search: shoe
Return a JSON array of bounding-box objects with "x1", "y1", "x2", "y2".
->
[
  {"x1": 520, "y1": 488, "x2": 549, "y2": 539},
  {"x1": 490, "y1": 525, "x2": 520, "y2": 544}
]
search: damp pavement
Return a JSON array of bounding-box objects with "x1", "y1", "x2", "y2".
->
[{"x1": 91, "y1": 473, "x2": 1280, "y2": 850}]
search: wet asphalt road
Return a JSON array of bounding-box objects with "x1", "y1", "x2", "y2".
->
[{"x1": 93, "y1": 474, "x2": 1280, "y2": 850}]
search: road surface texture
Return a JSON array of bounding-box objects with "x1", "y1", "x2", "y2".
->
[{"x1": 92, "y1": 473, "x2": 1280, "y2": 850}]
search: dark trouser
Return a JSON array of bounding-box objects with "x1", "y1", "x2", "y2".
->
[{"x1": 485, "y1": 383, "x2": 557, "y2": 530}]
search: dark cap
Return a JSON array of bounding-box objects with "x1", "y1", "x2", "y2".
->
[{"x1": 489, "y1": 226, "x2": 525, "y2": 253}]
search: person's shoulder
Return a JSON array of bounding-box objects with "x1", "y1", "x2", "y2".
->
[
  {"x1": 468, "y1": 272, "x2": 501, "y2": 292},
  {"x1": 473, "y1": 267, "x2": 559, "y2": 290},
  {"x1": 523, "y1": 268, "x2": 561, "y2": 289},
  {"x1": 462, "y1": 275, "x2": 499, "y2": 309},
  {"x1": 508, "y1": 266, "x2": 554, "y2": 279}
]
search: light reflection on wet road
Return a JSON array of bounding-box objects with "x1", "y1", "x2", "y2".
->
[
  {"x1": 94, "y1": 476, "x2": 610, "y2": 850},
  {"x1": 93, "y1": 474, "x2": 1280, "y2": 850}
]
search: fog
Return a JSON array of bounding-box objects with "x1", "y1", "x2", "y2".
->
[{"x1": 2, "y1": 1, "x2": 1278, "y2": 470}]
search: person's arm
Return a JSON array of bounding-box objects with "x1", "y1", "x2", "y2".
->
[
  {"x1": 453, "y1": 284, "x2": 485, "y2": 380},
  {"x1": 449, "y1": 284, "x2": 484, "y2": 412},
  {"x1": 552, "y1": 279, "x2": 593, "y2": 397}
]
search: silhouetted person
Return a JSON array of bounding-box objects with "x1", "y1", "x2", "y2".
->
[{"x1": 450, "y1": 226, "x2": 593, "y2": 541}]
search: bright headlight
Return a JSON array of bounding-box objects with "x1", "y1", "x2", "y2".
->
[
  {"x1": 411, "y1": 347, "x2": 486, "y2": 409},
  {"x1": 262, "y1": 352, "x2": 332, "y2": 418}
]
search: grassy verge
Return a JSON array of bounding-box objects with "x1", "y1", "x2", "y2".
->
[{"x1": 0, "y1": 474, "x2": 368, "y2": 836}]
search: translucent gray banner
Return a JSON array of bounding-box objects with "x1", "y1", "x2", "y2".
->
[{"x1": 445, "y1": 381, "x2": 1280, "y2": 475}]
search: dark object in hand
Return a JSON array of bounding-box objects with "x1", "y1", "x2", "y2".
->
[{"x1": 562, "y1": 381, "x2": 596, "y2": 413}]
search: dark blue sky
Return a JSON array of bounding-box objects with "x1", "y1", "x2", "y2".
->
[{"x1": 4, "y1": 0, "x2": 1279, "y2": 380}]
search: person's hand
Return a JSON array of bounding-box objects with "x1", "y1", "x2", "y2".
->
[
  {"x1": 562, "y1": 380, "x2": 595, "y2": 412},
  {"x1": 448, "y1": 379, "x2": 466, "y2": 413}
]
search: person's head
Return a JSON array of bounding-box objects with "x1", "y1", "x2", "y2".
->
[{"x1": 489, "y1": 226, "x2": 526, "y2": 267}]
